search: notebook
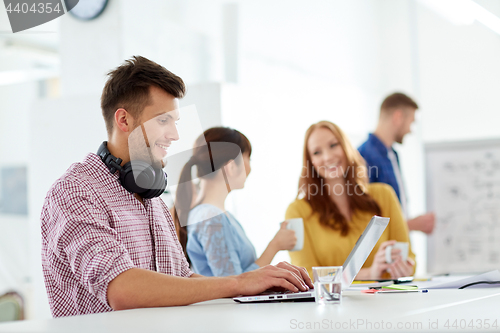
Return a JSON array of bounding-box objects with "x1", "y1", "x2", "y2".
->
[{"x1": 233, "y1": 215, "x2": 390, "y2": 303}]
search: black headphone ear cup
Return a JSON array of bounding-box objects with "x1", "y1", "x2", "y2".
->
[
  {"x1": 141, "y1": 168, "x2": 167, "y2": 199},
  {"x1": 98, "y1": 141, "x2": 166, "y2": 198},
  {"x1": 120, "y1": 161, "x2": 158, "y2": 194}
]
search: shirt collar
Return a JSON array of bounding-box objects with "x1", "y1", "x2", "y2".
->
[
  {"x1": 368, "y1": 133, "x2": 391, "y2": 155},
  {"x1": 86, "y1": 152, "x2": 155, "y2": 204},
  {"x1": 85, "y1": 152, "x2": 120, "y2": 180}
]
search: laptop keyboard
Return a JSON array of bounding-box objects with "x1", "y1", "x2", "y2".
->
[{"x1": 259, "y1": 289, "x2": 312, "y2": 295}]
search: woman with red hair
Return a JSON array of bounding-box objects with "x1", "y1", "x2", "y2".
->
[{"x1": 286, "y1": 121, "x2": 415, "y2": 279}]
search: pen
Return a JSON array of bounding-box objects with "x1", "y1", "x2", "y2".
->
[{"x1": 375, "y1": 289, "x2": 429, "y2": 294}]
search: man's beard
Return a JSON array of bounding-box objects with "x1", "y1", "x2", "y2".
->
[
  {"x1": 394, "y1": 128, "x2": 406, "y2": 144},
  {"x1": 128, "y1": 125, "x2": 164, "y2": 169},
  {"x1": 395, "y1": 134, "x2": 404, "y2": 144}
]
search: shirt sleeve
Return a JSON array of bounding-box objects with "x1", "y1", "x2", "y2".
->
[
  {"x1": 243, "y1": 262, "x2": 260, "y2": 273},
  {"x1": 189, "y1": 212, "x2": 249, "y2": 276},
  {"x1": 379, "y1": 184, "x2": 416, "y2": 274},
  {"x1": 285, "y1": 201, "x2": 320, "y2": 279},
  {"x1": 43, "y1": 182, "x2": 136, "y2": 306}
]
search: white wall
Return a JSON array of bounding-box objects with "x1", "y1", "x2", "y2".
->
[
  {"x1": 0, "y1": 79, "x2": 43, "y2": 317},
  {"x1": 417, "y1": 1, "x2": 500, "y2": 143}
]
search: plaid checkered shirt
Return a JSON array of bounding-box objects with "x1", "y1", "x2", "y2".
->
[{"x1": 41, "y1": 153, "x2": 193, "y2": 317}]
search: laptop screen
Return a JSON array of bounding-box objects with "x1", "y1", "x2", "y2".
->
[{"x1": 341, "y1": 216, "x2": 390, "y2": 289}]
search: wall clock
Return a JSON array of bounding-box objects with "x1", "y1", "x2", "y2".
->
[{"x1": 67, "y1": 0, "x2": 109, "y2": 21}]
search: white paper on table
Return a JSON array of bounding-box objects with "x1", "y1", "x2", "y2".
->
[{"x1": 422, "y1": 270, "x2": 500, "y2": 289}]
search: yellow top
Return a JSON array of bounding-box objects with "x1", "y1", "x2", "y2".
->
[{"x1": 285, "y1": 183, "x2": 415, "y2": 278}]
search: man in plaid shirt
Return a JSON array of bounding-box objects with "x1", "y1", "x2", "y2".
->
[{"x1": 41, "y1": 56, "x2": 313, "y2": 317}]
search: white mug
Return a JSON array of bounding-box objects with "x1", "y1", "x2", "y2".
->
[
  {"x1": 283, "y1": 218, "x2": 304, "y2": 252},
  {"x1": 385, "y1": 242, "x2": 409, "y2": 264}
]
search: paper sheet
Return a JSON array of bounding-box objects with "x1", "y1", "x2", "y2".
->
[{"x1": 414, "y1": 270, "x2": 500, "y2": 289}]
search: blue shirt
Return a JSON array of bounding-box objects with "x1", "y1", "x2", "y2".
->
[
  {"x1": 186, "y1": 204, "x2": 260, "y2": 277},
  {"x1": 358, "y1": 133, "x2": 403, "y2": 203}
]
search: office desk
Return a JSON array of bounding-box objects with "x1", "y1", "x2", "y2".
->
[{"x1": 1, "y1": 289, "x2": 499, "y2": 332}]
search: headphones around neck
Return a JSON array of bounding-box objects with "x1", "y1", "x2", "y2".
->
[{"x1": 97, "y1": 141, "x2": 167, "y2": 199}]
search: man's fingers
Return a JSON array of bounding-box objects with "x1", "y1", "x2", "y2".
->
[
  {"x1": 297, "y1": 266, "x2": 314, "y2": 288},
  {"x1": 272, "y1": 266, "x2": 308, "y2": 291},
  {"x1": 272, "y1": 277, "x2": 299, "y2": 293},
  {"x1": 275, "y1": 262, "x2": 310, "y2": 290},
  {"x1": 276, "y1": 261, "x2": 299, "y2": 274},
  {"x1": 282, "y1": 262, "x2": 314, "y2": 288}
]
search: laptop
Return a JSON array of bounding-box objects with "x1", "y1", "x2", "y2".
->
[{"x1": 233, "y1": 215, "x2": 390, "y2": 303}]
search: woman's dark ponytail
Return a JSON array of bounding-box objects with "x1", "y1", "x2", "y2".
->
[{"x1": 172, "y1": 158, "x2": 197, "y2": 263}]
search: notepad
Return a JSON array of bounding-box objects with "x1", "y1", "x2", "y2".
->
[{"x1": 381, "y1": 284, "x2": 418, "y2": 290}]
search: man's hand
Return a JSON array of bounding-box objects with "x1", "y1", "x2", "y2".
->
[
  {"x1": 234, "y1": 262, "x2": 314, "y2": 296},
  {"x1": 407, "y1": 213, "x2": 435, "y2": 234}
]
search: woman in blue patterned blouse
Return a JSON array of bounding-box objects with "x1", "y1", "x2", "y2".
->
[{"x1": 173, "y1": 127, "x2": 296, "y2": 276}]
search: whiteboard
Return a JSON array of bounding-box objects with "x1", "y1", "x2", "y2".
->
[{"x1": 426, "y1": 139, "x2": 500, "y2": 274}]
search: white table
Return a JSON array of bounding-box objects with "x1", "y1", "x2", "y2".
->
[{"x1": 1, "y1": 289, "x2": 499, "y2": 332}]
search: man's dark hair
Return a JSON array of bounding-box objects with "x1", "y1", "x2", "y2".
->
[
  {"x1": 101, "y1": 56, "x2": 186, "y2": 135},
  {"x1": 380, "y1": 92, "x2": 419, "y2": 115}
]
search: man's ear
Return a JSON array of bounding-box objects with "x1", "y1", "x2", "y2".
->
[
  {"x1": 114, "y1": 108, "x2": 133, "y2": 133},
  {"x1": 392, "y1": 108, "x2": 403, "y2": 126}
]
